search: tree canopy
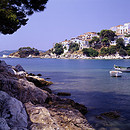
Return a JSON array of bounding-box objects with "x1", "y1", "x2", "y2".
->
[
  {"x1": 18, "y1": 47, "x2": 39, "y2": 57},
  {"x1": 0, "y1": 0, "x2": 48, "y2": 34},
  {"x1": 69, "y1": 42, "x2": 79, "y2": 53},
  {"x1": 99, "y1": 30, "x2": 116, "y2": 41},
  {"x1": 82, "y1": 48, "x2": 99, "y2": 57},
  {"x1": 53, "y1": 43, "x2": 64, "y2": 55},
  {"x1": 116, "y1": 38, "x2": 125, "y2": 51}
]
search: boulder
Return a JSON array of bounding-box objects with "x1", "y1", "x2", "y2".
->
[
  {"x1": 100, "y1": 111, "x2": 120, "y2": 119},
  {"x1": 15, "y1": 64, "x2": 25, "y2": 72},
  {"x1": 0, "y1": 91, "x2": 28, "y2": 129},
  {"x1": 0, "y1": 76, "x2": 49, "y2": 104},
  {"x1": 57, "y1": 92, "x2": 71, "y2": 96},
  {"x1": 25, "y1": 102, "x2": 93, "y2": 130},
  {"x1": 0, "y1": 60, "x2": 16, "y2": 75},
  {"x1": 26, "y1": 76, "x2": 53, "y2": 93},
  {"x1": 25, "y1": 102, "x2": 60, "y2": 130}
]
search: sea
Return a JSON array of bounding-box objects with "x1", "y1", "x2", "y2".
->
[{"x1": 1, "y1": 58, "x2": 130, "y2": 130}]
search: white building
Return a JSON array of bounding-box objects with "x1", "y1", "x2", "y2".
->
[
  {"x1": 110, "y1": 22, "x2": 130, "y2": 34},
  {"x1": 84, "y1": 32, "x2": 98, "y2": 40}
]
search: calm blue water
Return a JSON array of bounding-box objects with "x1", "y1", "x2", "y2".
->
[{"x1": 1, "y1": 58, "x2": 130, "y2": 130}]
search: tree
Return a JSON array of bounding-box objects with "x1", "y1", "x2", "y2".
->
[
  {"x1": 82, "y1": 48, "x2": 99, "y2": 57},
  {"x1": 116, "y1": 38, "x2": 125, "y2": 51},
  {"x1": 53, "y1": 43, "x2": 64, "y2": 55},
  {"x1": 101, "y1": 37, "x2": 109, "y2": 46},
  {"x1": 69, "y1": 43, "x2": 79, "y2": 53},
  {"x1": 99, "y1": 30, "x2": 116, "y2": 41},
  {"x1": 100, "y1": 47, "x2": 109, "y2": 56},
  {"x1": 125, "y1": 44, "x2": 130, "y2": 56},
  {"x1": 0, "y1": 0, "x2": 48, "y2": 34},
  {"x1": 119, "y1": 48, "x2": 127, "y2": 56},
  {"x1": 18, "y1": 47, "x2": 40, "y2": 58},
  {"x1": 108, "y1": 46, "x2": 116, "y2": 55},
  {"x1": 89, "y1": 36, "x2": 101, "y2": 49}
]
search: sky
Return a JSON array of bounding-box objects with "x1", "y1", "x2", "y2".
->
[{"x1": 0, "y1": 0, "x2": 130, "y2": 51}]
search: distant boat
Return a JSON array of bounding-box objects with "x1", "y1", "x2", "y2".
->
[
  {"x1": 27, "y1": 55, "x2": 32, "y2": 58},
  {"x1": 114, "y1": 65, "x2": 130, "y2": 72},
  {"x1": 110, "y1": 70, "x2": 122, "y2": 77},
  {"x1": 2, "y1": 55, "x2": 9, "y2": 58}
]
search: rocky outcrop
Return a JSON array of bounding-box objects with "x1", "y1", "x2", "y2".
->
[
  {"x1": 15, "y1": 64, "x2": 25, "y2": 72},
  {"x1": 0, "y1": 91, "x2": 28, "y2": 130},
  {"x1": 0, "y1": 60, "x2": 94, "y2": 130},
  {"x1": 25, "y1": 102, "x2": 93, "y2": 130}
]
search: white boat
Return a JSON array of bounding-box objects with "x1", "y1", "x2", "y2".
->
[
  {"x1": 110, "y1": 70, "x2": 122, "y2": 77},
  {"x1": 114, "y1": 65, "x2": 130, "y2": 72},
  {"x1": 27, "y1": 55, "x2": 32, "y2": 58},
  {"x1": 2, "y1": 55, "x2": 9, "y2": 58}
]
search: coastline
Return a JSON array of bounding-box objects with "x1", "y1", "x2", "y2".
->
[
  {"x1": 1, "y1": 54, "x2": 130, "y2": 60},
  {"x1": 0, "y1": 60, "x2": 94, "y2": 130}
]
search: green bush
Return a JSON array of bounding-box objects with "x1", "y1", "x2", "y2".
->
[
  {"x1": 119, "y1": 48, "x2": 127, "y2": 56},
  {"x1": 108, "y1": 46, "x2": 117, "y2": 55},
  {"x1": 100, "y1": 47, "x2": 109, "y2": 56},
  {"x1": 18, "y1": 47, "x2": 39, "y2": 58},
  {"x1": 82, "y1": 48, "x2": 99, "y2": 57},
  {"x1": 69, "y1": 43, "x2": 79, "y2": 52},
  {"x1": 53, "y1": 43, "x2": 64, "y2": 55}
]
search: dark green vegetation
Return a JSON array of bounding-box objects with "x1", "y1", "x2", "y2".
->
[
  {"x1": 69, "y1": 43, "x2": 79, "y2": 53},
  {"x1": 53, "y1": 43, "x2": 64, "y2": 55},
  {"x1": 18, "y1": 47, "x2": 39, "y2": 58},
  {"x1": 89, "y1": 30, "x2": 116, "y2": 48},
  {"x1": 82, "y1": 30, "x2": 130, "y2": 57},
  {"x1": 0, "y1": 0, "x2": 48, "y2": 34},
  {"x1": 82, "y1": 48, "x2": 99, "y2": 57},
  {"x1": 10, "y1": 47, "x2": 40, "y2": 58}
]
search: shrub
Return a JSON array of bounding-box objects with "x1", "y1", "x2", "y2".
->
[
  {"x1": 53, "y1": 43, "x2": 64, "y2": 55},
  {"x1": 82, "y1": 48, "x2": 99, "y2": 57}
]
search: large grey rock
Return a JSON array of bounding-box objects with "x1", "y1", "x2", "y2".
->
[
  {"x1": 0, "y1": 91, "x2": 28, "y2": 129},
  {"x1": 25, "y1": 102, "x2": 94, "y2": 130},
  {"x1": 0, "y1": 78, "x2": 48, "y2": 104},
  {"x1": 15, "y1": 64, "x2": 25, "y2": 72},
  {"x1": 0, "y1": 60, "x2": 16, "y2": 75},
  {"x1": 25, "y1": 102, "x2": 60, "y2": 130}
]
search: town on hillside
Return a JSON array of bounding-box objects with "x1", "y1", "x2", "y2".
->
[
  {"x1": 2, "y1": 22, "x2": 130, "y2": 59},
  {"x1": 54, "y1": 22, "x2": 130, "y2": 52}
]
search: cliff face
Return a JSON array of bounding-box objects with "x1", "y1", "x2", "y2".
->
[{"x1": 0, "y1": 60, "x2": 94, "y2": 130}]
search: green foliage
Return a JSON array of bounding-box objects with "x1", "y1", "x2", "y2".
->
[
  {"x1": 99, "y1": 30, "x2": 116, "y2": 41},
  {"x1": 89, "y1": 36, "x2": 100, "y2": 48},
  {"x1": 125, "y1": 34, "x2": 130, "y2": 37},
  {"x1": 119, "y1": 48, "x2": 127, "y2": 56},
  {"x1": 127, "y1": 50, "x2": 130, "y2": 56},
  {"x1": 0, "y1": 0, "x2": 48, "y2": 34},
  {"x1": 108, "y1": 46, "x2": 117, "y2": 55},
  {"x1": 69, "y1": 43, "x2": 79, "y2": 52},
  {"x1": 125, "y1": 44, "x2": 130, "y2": 56},
  {"x1": 54, "y1": 43, "x2": 64, "y2": 55},
  {"x1": 82, "y1": 48, "x2": 99, "y2": 57},
  {"x1": 18, "y1": 47, "x2": 39, "y2": 58},
  {"x1": 100, "y1": 47, "x2": 109, "y2": 56},
  {"x1": 101, "y1": 37, "x2": 109, "y2": 46},
  {"x1": 116, "y1": 38, "x2": 125, "y2": 51},
  {"x1": 125, "y1": 44, "x2": 130, "y2": 50}
]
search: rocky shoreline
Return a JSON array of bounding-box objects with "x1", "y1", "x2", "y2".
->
[
  {"x1": 3, "y1": 51, "x2": 130, "y2": 59},
  {"x1": 0, "y1": 60, "x2": 94, "y2": 130}
]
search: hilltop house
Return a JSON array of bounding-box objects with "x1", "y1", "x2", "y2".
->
[
  {"x1": 84, "y1": 32, "x2": 98, "y2": 40},
  {"x1": 110, "y1": 22, "x2": 130, "y2": 35}
]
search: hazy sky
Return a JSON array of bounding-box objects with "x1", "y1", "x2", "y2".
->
[{"x1": 0, "y1": 0, "x2": 130, "y2": 51}]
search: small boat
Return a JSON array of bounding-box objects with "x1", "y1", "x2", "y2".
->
[
  {"x1": 110, "y1": 70, "x2": 122, "y2": 77},
  {"x1": 27, "y1": 55, "x2": 32, "y2": 58},
  {"x1": 114, "y1": 65, "x2": 130, "y2": 72}
]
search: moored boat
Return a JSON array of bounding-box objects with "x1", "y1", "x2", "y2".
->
[
  {"x1": 114, "y1": 65, "x2": 130, "y2": 72},
  {"x1": 110, "y1": 70, "x2": 122, "y2": 77}
]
